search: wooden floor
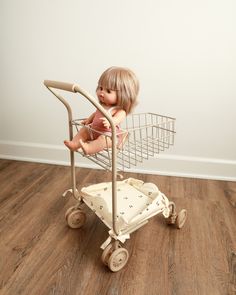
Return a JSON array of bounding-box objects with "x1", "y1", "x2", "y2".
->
[{"x1": 0, "y1": 159, "x2": 235, "y2": 295}]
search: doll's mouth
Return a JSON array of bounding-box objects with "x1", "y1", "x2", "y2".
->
[{"x1": 99, "y1": 96, "x2": 104, "y2": 102}]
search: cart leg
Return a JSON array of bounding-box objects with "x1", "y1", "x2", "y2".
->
[{"x1": 70, "y1": 150, "x2": 79, "y2": 199}]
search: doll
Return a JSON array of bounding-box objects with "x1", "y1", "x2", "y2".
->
[{"x1": 64, "y1": 66, "x2": 139, "y2": 155}]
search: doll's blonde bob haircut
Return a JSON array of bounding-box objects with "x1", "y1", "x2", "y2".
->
[{"x1": 97, "y1": 66, "x2": 139, "y2": 114}]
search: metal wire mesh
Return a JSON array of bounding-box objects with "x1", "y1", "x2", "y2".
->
[{"x1": 72, "y1": 113, "x2": 175, "y2": 172}]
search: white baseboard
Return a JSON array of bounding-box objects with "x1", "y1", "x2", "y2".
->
[{"x1": 0, "y1": 140, "x2": 235, "y2": 181}]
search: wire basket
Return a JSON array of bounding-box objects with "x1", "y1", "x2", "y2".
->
[{"x1": 73, "y1": 113, "x2": 175, "y2": 172}]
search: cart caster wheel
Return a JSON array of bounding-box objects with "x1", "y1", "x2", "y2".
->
[
  {"x1": 66, "y1": 208, "x2": 86, "y2": 229},
  {"x1": 65, "y1": 206, "x2": 76, "y2": 220},
  {"x1": 166, "y1": 212, "x2": 177, "y2": 225},
  {"x1": 101, "y1": 243, "x2": 115, "y2": 266},
  {"x1": 176, "y1": 209, "x2": 187, "y2": 229},
  {"x1": 108, "y1": 247, "x2": 129, "y2": 272}
]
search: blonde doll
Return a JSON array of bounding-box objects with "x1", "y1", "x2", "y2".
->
[{"x1": 64, "y1": 66, "x2": 139, "y2": 155}]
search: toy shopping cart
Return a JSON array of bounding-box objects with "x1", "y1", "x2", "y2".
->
[{"x1": 44, "y1": 80, "x2": 187, "y2": 272}]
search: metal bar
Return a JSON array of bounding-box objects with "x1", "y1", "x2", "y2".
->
[{"x1": 46, "y1": 87, "x2": 78, "y2": 199}]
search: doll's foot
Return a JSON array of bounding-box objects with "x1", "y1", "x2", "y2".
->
[{"x1": 64, "y1": 140, "x2": 79, "y2": 151}]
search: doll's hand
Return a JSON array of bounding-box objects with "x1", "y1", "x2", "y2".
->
[
  {"x1": 100, "y1": 117, "x2": 110, "y2": 129},
  {"x1": 81, "y1": 119, "x2": 89, "y2": 125}
]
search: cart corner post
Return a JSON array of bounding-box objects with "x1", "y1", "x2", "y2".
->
[
  {"x1": 73, "y1": 85, "x2": 120, "y2": 236},
  {"x1": 43, "y1": 80, "x2": 78, "y2": 198}
]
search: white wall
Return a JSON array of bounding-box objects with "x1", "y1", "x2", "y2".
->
[{"x1": 1, "y1": 0, "x2": 236, "y2": 180}]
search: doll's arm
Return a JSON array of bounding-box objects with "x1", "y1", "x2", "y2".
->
[
  {"x1": 101, "y1": 109, "x2": 126, "y2": 128},
  {"x1": 112, "y1": 109, "x2": 126, "y2": 125},
  {"x1": 82, "y1": 112, "x2": 95, "y2": 125}
]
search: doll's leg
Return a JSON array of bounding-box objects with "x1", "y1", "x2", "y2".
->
[
  {"x1": 64, "y1": 127, "x2": 90, "y2": 151},
  {"x1": 79, "y1": 135, "x2": 112, "y2": 155}
]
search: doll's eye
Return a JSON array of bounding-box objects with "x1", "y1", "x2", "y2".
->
[{"x1": 107, "y1": 89, "x2": 111, "y2": 94}]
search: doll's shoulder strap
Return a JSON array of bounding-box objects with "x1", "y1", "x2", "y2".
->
[{"x1": 108, "y1": 106, "x2": 121, "y2": 115}]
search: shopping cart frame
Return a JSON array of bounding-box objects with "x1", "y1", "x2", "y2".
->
[{"x1": 44, "y1": 80, "x2": 187, "y2": 272}]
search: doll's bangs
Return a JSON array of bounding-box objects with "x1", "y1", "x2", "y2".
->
[{"x1": 98, "y1": 68, "x2": 120, "y2": 91}]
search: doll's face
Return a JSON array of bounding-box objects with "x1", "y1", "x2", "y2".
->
[{"x1": 96, "y1": 85, "x2": 117, "y2": 106}]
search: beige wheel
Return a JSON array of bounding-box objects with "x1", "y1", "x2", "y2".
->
[
  {"x1": 176, "y1": 209, "x2": 187, "y2": 229},
  {"x1": 65, "y1": 206, "x2": 76, "y2": 220},
  {"x1": 66, "y1": 209, "x2": 86, "y2": 229},
  {"x1": 101, "y1": 243, "x2": 115, "y2": 266},
  {"x1": 108, "y1": 248, "x2": 129, "y2": 272}
]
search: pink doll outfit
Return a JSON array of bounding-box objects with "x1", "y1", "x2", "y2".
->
[{"x1": 89, "y1": 106, "x2": 123, "y2": 144}]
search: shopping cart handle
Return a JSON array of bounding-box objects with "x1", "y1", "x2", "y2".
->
[{"x1": 44, "y1": 80, "x2": 77, "y2": 92}]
